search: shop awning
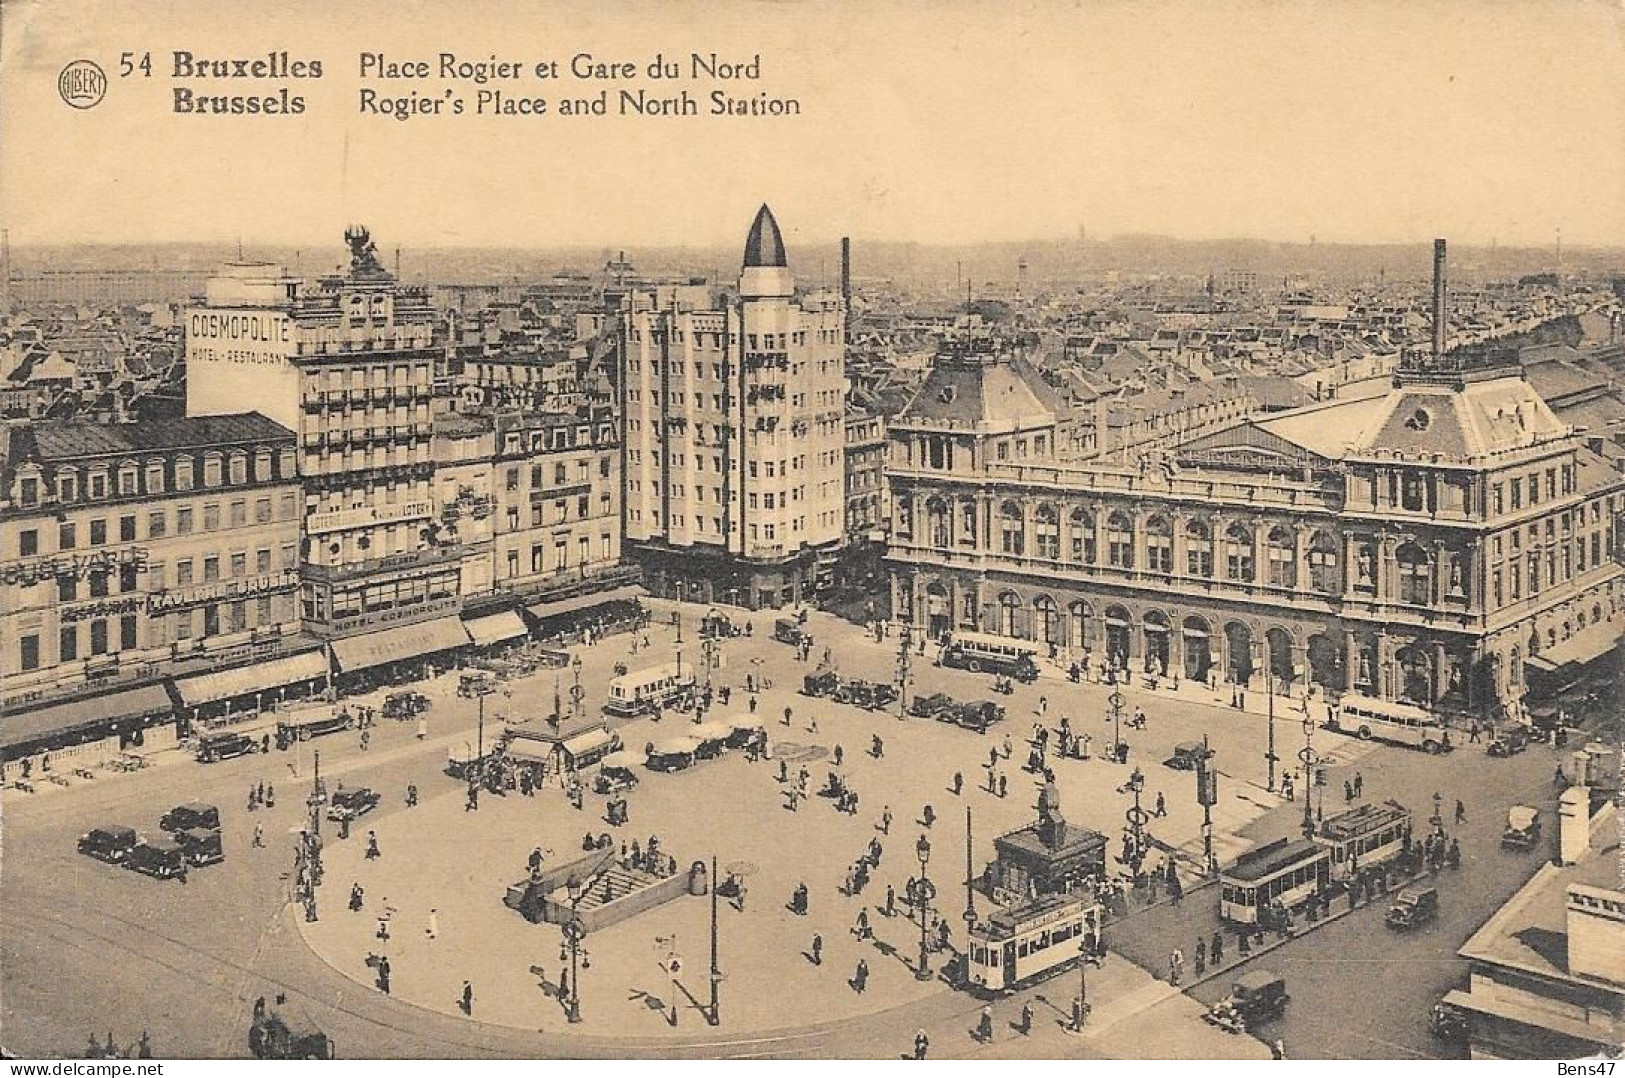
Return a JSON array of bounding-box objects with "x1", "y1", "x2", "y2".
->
[
  {"x1": 2, "y1": 682, "x2": 175, "y2": 752},
  {"x1": 504, "y1": 741, "x2": 554, "y2": 765},
  {"x1": 173, "y1": 651, "x2": 329, "y2": 706},
  {"x1": 464, "y1": 610, "x2": 529, "y2": 647},
  {"x1": 330, "y1": 617, "x2": 472, "y2": 673},
  {"x1": 525, "y1": 585, "x2": 642, "y2": 623},
  {"x1": 1524, "y1": 630, "x2": 1619, "y2": 674},
  {"x1": 561, "y1": 727, "x2": 616, "y2": 759}
]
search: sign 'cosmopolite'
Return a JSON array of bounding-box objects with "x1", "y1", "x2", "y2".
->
[{"x1": 186, "y1": 309, "x2": 294, "y2": 366}]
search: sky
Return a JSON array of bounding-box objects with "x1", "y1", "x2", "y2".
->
[{"x1": 2, "y1": 0, "x2": 1623, "y2": 250}]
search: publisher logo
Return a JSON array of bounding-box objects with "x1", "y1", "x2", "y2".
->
[{"x1": 58, "y1": 59, "x2": 107, "y2": 110}]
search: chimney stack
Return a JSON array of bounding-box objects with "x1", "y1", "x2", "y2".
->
[
  {"x1": 840, "y1": 236, "x2": 852, "y2": 343},
  {"x1": 1431, "y1": 238, "x2": 1448, "y2": 358}
]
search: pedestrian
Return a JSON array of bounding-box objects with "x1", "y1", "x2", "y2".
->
[
  {"x1": 1237, "y1": 931, "x2": 1251, "y2": 957},
  {"x1": 1020, "y1": 1000, "x2": 1034, "y2": 1034},
  {"x1": 376, "y1": 910, "x2": 391, "y2": 941},
  {"x1": 406, "y1": 783, "x2": 419, "y2": 807},
  {"x1": 881, "y1": 806, "x2": 893, "y2": 835},
  {"x1": 1344, "y1": 779, "x2": 1354, "y2": 803},
  {"x1": 885, "y1": 884, "x2": 896, "y2": 916},
  {"x1": 252, "y1": 823, "x2": 265, "y2": 848},
  {"x1": 365, "y1": 831, "x2": 380, "y2": 860},
  {"x1": 1195, "y1": 938, "x2": 1207, "y2": 975},
  {"x1": 977, "y1": 1004, "x2": 994, "y2": 1042},
  {"x1": 784, "y1": 706, "x2": 793, "y2": 727},
  {"x1": 349, "y1": 883, "x2": 364, "y2": 911},
  {"x1": 260, "y1": 733, "x2": 270, "y2": 755},
  {"x1": 378, "y1": 956, "x2": 391, "y2": 995},
  {"x1": 811, "y1": 933, "x2": 823, "y2": 965},
  {"x1": 1271, "y1": 1039, "x2": 1286, "y2": 1060},
  {"x1": 1002, "y1": 733, "x2": 1014, "y2": 760},
  {"x1": 1282, "y1": 774, "x2": 1294, "y2": 802},
  {"x1": 426, "y1": 908, "x2": 439, "y2": 940},
  {"x1": 1038, "y1": 694, "x2": 1048, "y2": 715},
  {"x1": 1154, "y1": 791, "x2": 1167, "y2": 817},
  {"x1": 1454, "y1": 799, "x2": 1467, "y2": 825},
  {"x1": 1169, "y1": 948, "x2": 1184, "y2": 986},
  {"x1": 853, "y1": 958, "x2": 869, "y2": 993},
  {"x1": 952, "y1": 771, "x2": 963, "y2": 795},
  {"x1": 997, "y1": 773, "x2": 1008, "y2": 799},
  {"x1": 914, "y1": 1030, "x2": 929, "y2": 1060},
  {"x1": 257, "y1": 780, "x2": 266, "y2": 804},
  {"x1": 1468, "y1": 721, "x2": 1481, "y2": 744},
  {"x1": 460, "y1": 980, "x2": 473, "y2": 1016},
  {"x1": 360, "y1": 730, "x2": 370, "y2": 752},
  {"x1": 834, "y1": 744, "x2": 843, "y2": 766},
  {"x1": 1353, "y1": 771, "x2": 1364, "y2": 798},
  {"x1": 1211, "y1": 931, "x2": 1223, "y2": 965},
  {"x1": 923, "y1": 804, "x2": 936, "y2": 827}
]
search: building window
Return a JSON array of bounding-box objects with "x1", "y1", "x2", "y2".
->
[
  {"x1": 120, "y1": 615, "x2": 137, "y2": 650},
  {"x1": 506, "y1": 468, "x2": 520, "y2": 492},
  {"x1": 90, "y1": 572, "x2": 109, "y2": 598},
  {"x1": 927, "y1": 498, "x2": 951, "y2": 547},
  {"x1": 1396, "y1": 543, "x2": 1431, "y2": 604},
  {"x1": 20, "y1": 634, "x2": 39, "y2": 672},
  {"x1": 1185, "y1": 520, "x2": 1212, "y2": 576},
  {"x1": 120, "y1": 563, "x2": 137, "y2": 593},
  {"x1": 177, "y1": 559, "x2": 194, "y2": 586},
  {"x1": 204, "y1": 504, "x2": 220, "y2": 531},
  {"x1": 59, "y1": 625, "x2": 78, "y2": 662},
  {"x1": 231, "y1": 552, "x2": 247, "y2": 578},
  {"x1": 1266, "y1": 527, "x2": 1296, "y2": 587},
  {"x1": 1307, "y1": 532, "x2": 1337, "y2": 592},
  {"x1": 204, "y1": 556, "x2": 220, "y2": 583},
  {"x1": 89, "y1": 519, "x2": 107, "y2": 546},
  {"x1": 204, "y1": 455, "x2": 223, "y2": 488},
  {"x1": 90, "y1": 619, "x2": 109, "y2": 655},
  {"x1": 1034, "y1": 504, "x2": 1060, "y2": 560},
  {"x1": 230, "y1": 501, "x2": 247, "y2": 527},
  {"x1": 1000, "y1": 501, "x2": 1025, "y2": 556},
  {"x1": 148, "y1": 511, "x2": 166, "y2": 539},
  {"x1": 177, "y1": 507, "x2": 194, "y2": 534},
  {"x1": 58, "y1": 575, "x2": 77, "y2": 602},
  {"x1": 119, "y1": 514, "x2": 136, "y2": 542},
  {"x1": 256, "y1": 498, "x2": 273, "y2": 524},
  {"x1": 1223, "y1": 523, "x2": 1254, "y2": 582},
  {"x1": 1106, "y1": 512, "x2": 1135, "y2": 569},
  {"x1": 19, "y1": 528, "x2": 37, "y2": 556},
  {"x1": 1145, "y1": 515, "x2": 1172, "y2": 573}
]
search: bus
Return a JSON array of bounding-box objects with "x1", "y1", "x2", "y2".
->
[
  {"x1": 1329, "y1": 695, "x2": 1451, "y2": 753},
  {"x1": 940, "y1": 631, "x2": 1040, "y2": 681},
  {"x1": 603, "y1": 663, "x2": 696, "y2": 717},
  {"x1": 1219, "y1": 838, "x2": 1330, "y2": 926},
  {"x1": 1313, "y1": 799, "x2": 1412, "y2": 884},
  {"x1": 965, "y1": 892, "x2": 1102, "y2": 995}
]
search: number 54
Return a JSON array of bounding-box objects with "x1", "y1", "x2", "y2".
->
[{"x1": 119, "y1": 52, "x2": 152, "y2": 77}]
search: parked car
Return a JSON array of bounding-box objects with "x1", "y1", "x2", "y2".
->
[
  {"x1": 1386, "y1": 885, "x2": 1439, "y2": 930},
  {"x1": 1501, "y1": 805, "x2": 1542, "y2": 850},
  {"x1": 382, "y1": 691, "x2": 431, "y2": 720},
  {"x1": 126, "y1": 837, "x2": 189, "y2": 881},
  {"x1": 1204, "y1": 970, "x2": 1289, "y2": 1033},
  {"x1": 909, "y1": 692, "x2": 955, "y2": 719},
  {"x1": 175, "y1": 827, "x2": 226, "y2": 867},
  {"x1": 159, "y1": 801, "x2": 221, "y2": 833},
  {"x1": 802, "y1": 669, "x2": 840, "y2": 698},
  {"x1": 326, "y1": 787, "x2": 382, "y2": 822},
  {"x1": 1487, "y1": 724, "x2": 1532, "y2": 757},
  {"x1": 78, "y1": 824, "x2": 140, "y2": 864},
  {"x1": 833, "y1": 679, "x2": 898, "y2": 710},
  {"x1": 773, "y1": 618, "x2": 806, "y2": 646},
  {"x1": 276, "y1": 711, "x2": 354, "y2": 748},
  {"x1": 941, "y1": 700, "x2": 1005, "y2": 734},
  {"x1": 196, "y1": 731, "x2": 258, "y2": 764}
]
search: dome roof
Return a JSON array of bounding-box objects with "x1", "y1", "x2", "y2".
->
[{"x1": 743, "y1": 204, "x2": 788, "y2": 268}]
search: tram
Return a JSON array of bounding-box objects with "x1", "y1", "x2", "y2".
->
[
  {"x1": 1312, "y1": 799, "x2": 1412, "y2": 883},
  {"x1": 1219, "y1": 837, "x2": 1330, "y2": 926},
  {"x1": 965, "y1": 892, "x2": 1102, "y2": 995}
]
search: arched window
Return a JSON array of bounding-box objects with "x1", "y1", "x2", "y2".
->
[
  {"x1": 1034, "y1": 503, "x2": 1060, "y2": 560},
  {"x1": 1396, "y1": 542, "x2": 1431, "y2": 605},
  {"x1": 1185, "y1": 519, "x2": 1212, "y2": 577},
  {"x1": 144, "y1": 459, "x2": 165, "y2": 495},
  {"x1": 1034, "y1": 595, "x2": 1058, "y2": 644},
  {"x1": 229, "y1": 451, "x2": 249, "y2": 485},
  {"x1": 1307, "y1": 531, "x2": 1337, "y2": 592},
  {"x1": 203, "y1": 452, "x2": 223, "y2": 488},
  {"x1": 1107, "y1": 511, "x2": 1134, "y2": 569},
  {"x1": 254, "y1": 447, "x2": 273, "y2": 482},
  {"x1": 1000, "y1": 501, "x2": 1025, "y2": 556},
  {"x1": 118, "y1": 463, "x2": 139, "y2": 496},
  {"x1": 1069, "y1": 600, "x2": 1093, "y2": 649},
  {"x1": 1266, "y1": 526, "x2": 1296, "y2": 588},
  {"x1": 1224, "y1": 522, "x2": 1255, "y2": 583},
  {"x1": 1509, "y1": 645, "x2": 1522, "y2": 685},
  {"x1": 174, "y1": 457, "x2": 193, "y2": 491},
  {"x1": 998, "y1": 591, "x2": 1021, "y2": 637},
  {"x1": 927, "y1": 497, "x2": 951, "y2": 548},
  {"x1": 1146, "y1": 515, "x2": 1172, "y2": 573},
  {"x1": 1070, "y1": 508, "x2": 1097, "y2": 563}
]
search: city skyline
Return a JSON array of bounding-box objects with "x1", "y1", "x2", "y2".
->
[{"x1": 3, "y1": 0, "x2": 1624, "y2": 249}]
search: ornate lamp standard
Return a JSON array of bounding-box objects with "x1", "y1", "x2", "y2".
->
[
  {"x1": 1107, "y1": 689, "x2": 1125, "y2": 761},
  {"x1": 1298, "y1": 716, "x2": 1320, "y2": 838},
  {"x1": 915, "y1": 834, "x2": 935, "y2": 981},
  {"x1": 571, "y1": 654, "x2": 584, "y2": 725},
  {"x1": 563, "y1": 874, "x2": 586, "y2": 1023}
]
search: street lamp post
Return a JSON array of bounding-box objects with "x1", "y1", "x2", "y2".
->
[
  {"x1": 564, "y1": 874, "x2": 585, "y2": 1023},
  {"x1": 1299, "y1": 717, "x2": 1319, "y2": 838},
  {"x1": 915, "y1": 834, "x2": 934, "y2": 981},
  {"x1": 896, "y1": 622, "x2": 913, "y2": 719},
  {"x1": 1073, "y1": 914, "x2": 1096, "y2": 1032},
  {"x1": 708, "y1": 854, "x2": 722, "y2": 1027},
  {"x1": 571, "y1": 655, "x2": 584, "y2": 726},
  {"x1": 1265, "y1": 664, "x2": 1278, "y2": 792},
  {"x1": 1108, "y1": 689, "x2": 1125, "y2": 761}
]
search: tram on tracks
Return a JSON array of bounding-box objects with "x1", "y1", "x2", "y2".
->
[
  {"x1": 1312, "y1": 799, "x2": 1412, "y2": 883},
  {"x1": 965, "y1": 892, "x2": 1102, "y2": 995},
  {"x1": 1219, "y1": 837, "x2": 1330, "y2": 926}
]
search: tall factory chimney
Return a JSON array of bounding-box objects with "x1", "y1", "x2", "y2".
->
[
  {"x1": 839, "y1": 236, "x2": 852, "y2": 343},
  {"x1": 1431, "y1": 238, "x2": 1448, "y2": 358}
]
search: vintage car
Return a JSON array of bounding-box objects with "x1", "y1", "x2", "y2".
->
[
  {"x1": 802, "y1": 669, "x2": 840, "y2": 697},
  {"x1": 908, "y1": 692, "x2": 955, "y2": 720},
  {"x1": 78, "y1": 824, "x2": 140, "y2": 864},
  {"x1": 594, "y1": 750, "x2": 644, "y2": 794},
  {"x1": 699, "y1": 612, "x2": 743, "y2": 639},
  {"x1": 646, "y1": 736, "x2": 702, "y2": 773},
  {"x1": 458, "y1": 672, "x2": 499, "y2": 699},
  {"x1": 125, "y1": 837, "x2": 189, "y2": 881},
  {"x1": 1487, "y1": 723, "x2": 1532, "y2": 757},
  {"x1": 941, "y1": 700, "x2": 1005, "y2": 734},
  {"x1": 773, "y1": 618, "x2": 807, "y2": 646},
  {"x1": 833, "y1": 679, "x2": 898, "y2": 710},
  {"x1": 1386, "y1": 885, "x2": 1439, "y2": 930},
  {"x1": 1203, "y1": 970, "x2": 1289, "y2": 1033},
  {"x1": 326, "y1": 787, "x2": 382, "y2": 822},
  {"x1": 275, "y1": 711, "x2": 354, "y2": 748},
  {"x1": 250, "y1": 1003, "x2": 335, "y2": 1060},
  {"x1": 1501, "y1": 805, "x2": 1542, "y2": 850},
  {"x1": 195, "y1": 731, "x2": 258, "y2": 764},
  {"x1": 175, "y1": 827, "x2": 225, "y2": 867},
  {"x1": 159, "y1": 801, "x2": 221, "y2": 833},
  {"x1": 382, "y1": 691, "x2": 431, "y2": 720}
]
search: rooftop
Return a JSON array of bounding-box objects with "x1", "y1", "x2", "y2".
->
[
  {"x1": 20, "y1": 412, "x2": 293, "y2": 462},
  {"x1": 743, "y1": 204, "x2": 788, "y2": 269}
]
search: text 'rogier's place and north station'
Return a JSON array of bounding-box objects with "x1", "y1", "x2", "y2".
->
[
  {"x1": 124, "y1": 49, "x2": 802, "y2": 118},
  {"x1": 355, "y1": 51, "x2": 801, "y2": 119}
]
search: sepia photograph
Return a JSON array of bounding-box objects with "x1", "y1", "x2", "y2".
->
[{"x1": 0, "y1": 0, "x2": 1621, "y2": 1066}]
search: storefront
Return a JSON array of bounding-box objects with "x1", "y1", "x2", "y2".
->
[
  {"x1": 172, "y1": 650, "x2": 330, "y2": 722},
  {"x1": 329, "y1": 616, "x2": 472, "y2": 689},
  {"x1": 463, "y1": 609, "x2": 529, "y2": 651},
  {"x1": 2, "y1": 682, "x2": 177, "y2": 762}
]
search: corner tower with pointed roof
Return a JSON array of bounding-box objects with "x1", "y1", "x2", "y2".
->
[{"x1": 622, "y1": 204, "x2": 847, "y2": 608}]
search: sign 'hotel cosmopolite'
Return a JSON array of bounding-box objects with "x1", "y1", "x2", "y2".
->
[{"x1": 185, "y1": 309, "x2": 293, "y2": 366}]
